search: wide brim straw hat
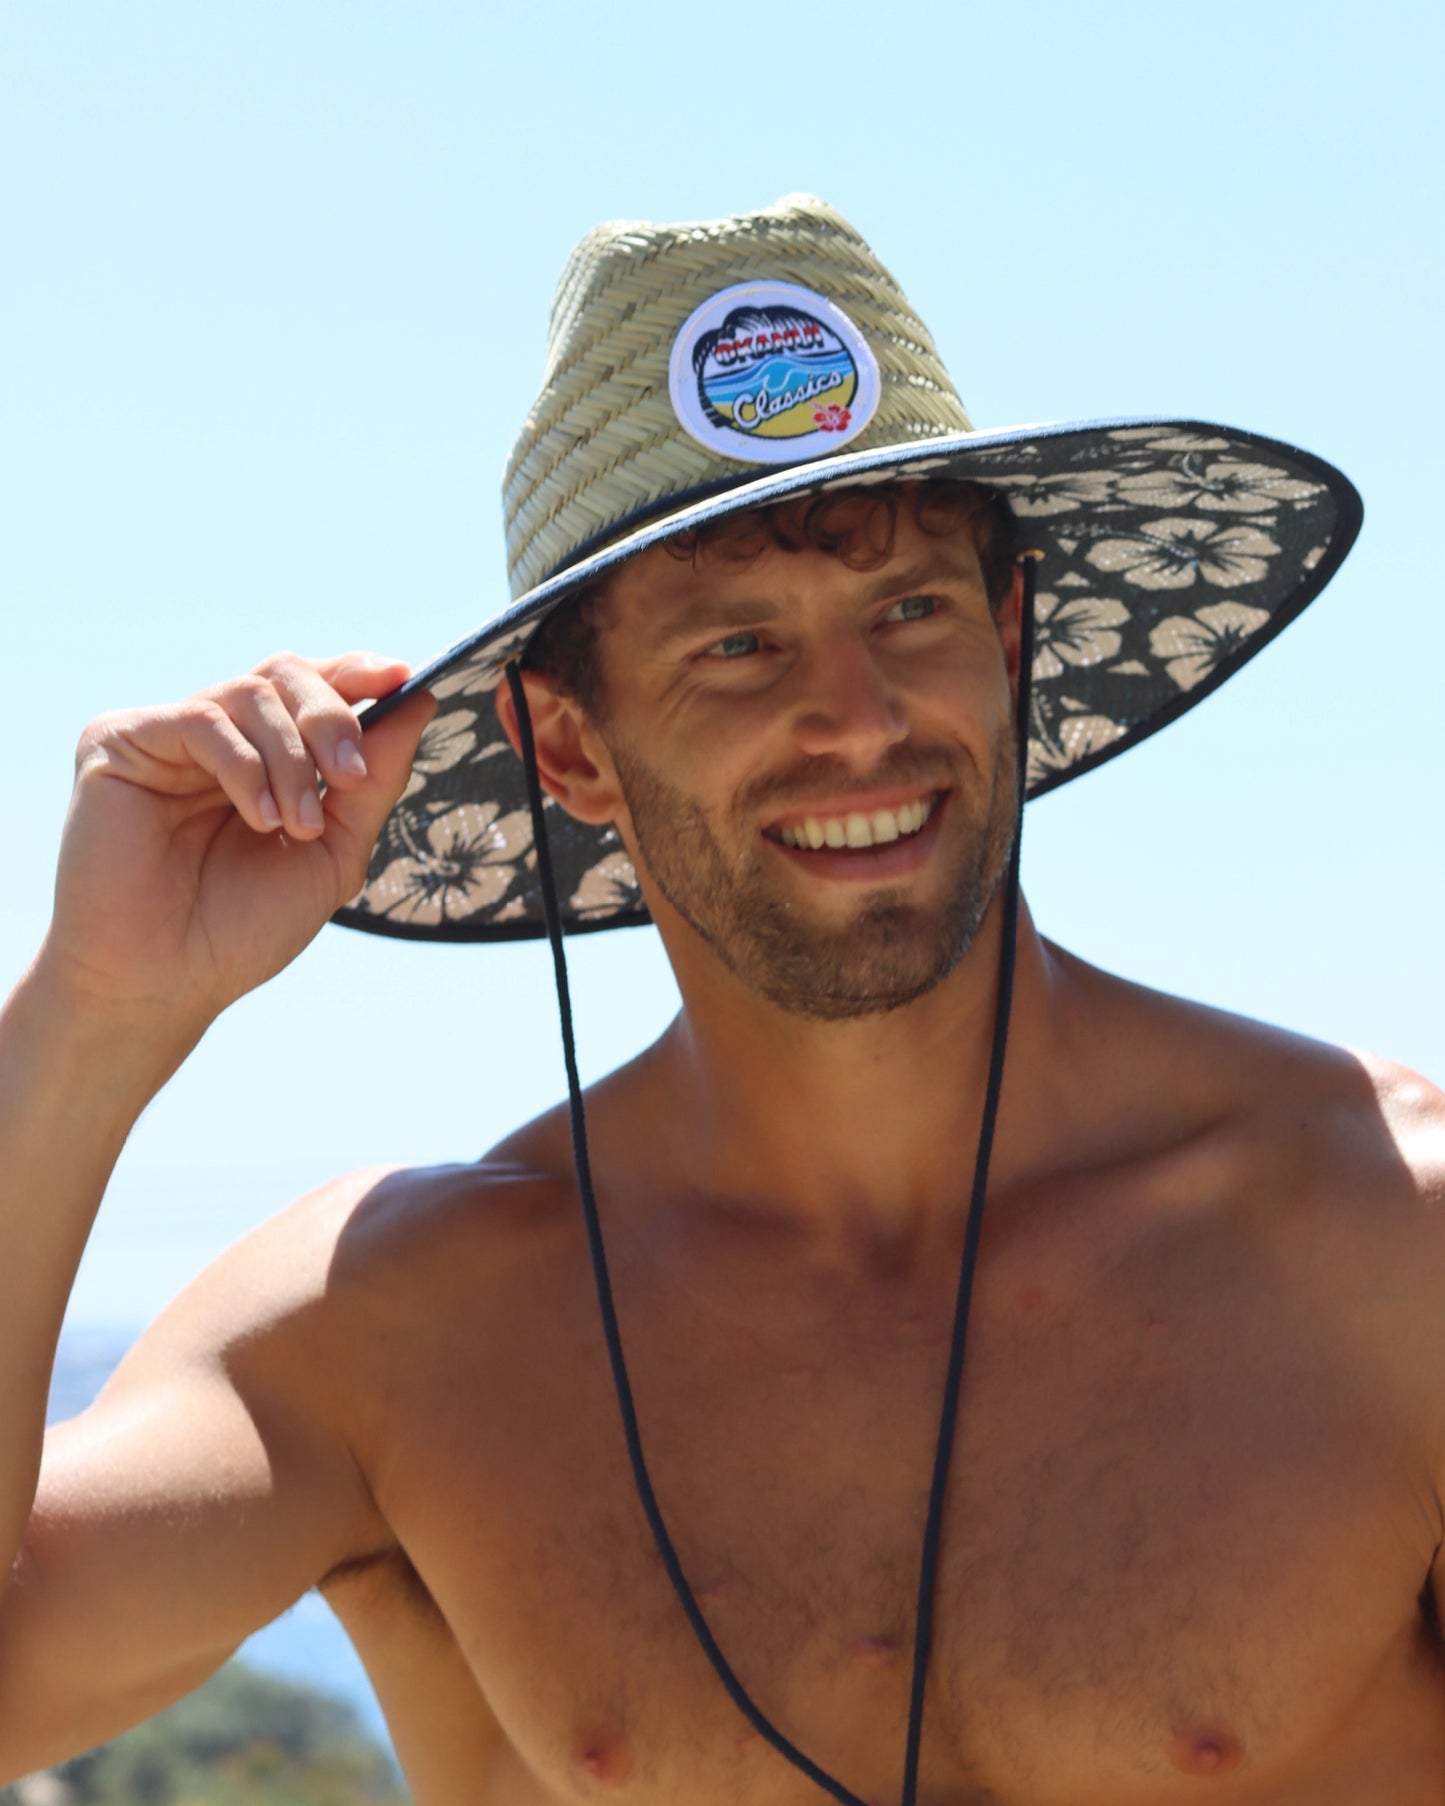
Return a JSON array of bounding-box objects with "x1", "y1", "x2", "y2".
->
[{"x1": 334, "y1": 193, "x2": 1361, "y2": 945}]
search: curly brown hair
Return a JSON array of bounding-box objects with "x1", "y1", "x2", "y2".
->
[{"x1": 523, "y1": 478, "x2": 1017, "y2": 718}]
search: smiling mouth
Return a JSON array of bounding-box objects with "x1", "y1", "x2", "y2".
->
[{"x1": 767, "y1": 794, "x2": 941, "y2": 851}]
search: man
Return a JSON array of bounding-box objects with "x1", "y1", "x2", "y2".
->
[{"x1": 2, "y1": 194, "x2": 1442, "y2": 1804}]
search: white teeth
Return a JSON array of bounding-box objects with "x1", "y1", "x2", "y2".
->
[{"x1": 776, "y1": 795, "x2": 936, "y2": 851}]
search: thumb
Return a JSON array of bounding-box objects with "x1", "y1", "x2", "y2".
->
[{"x1": 322, "y1": 687, "x2": 439, "y2": 886}]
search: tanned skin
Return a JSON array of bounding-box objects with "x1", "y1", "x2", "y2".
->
[{"x1": 1, "y1": 515, "x2": 1444, "y2": 1805}]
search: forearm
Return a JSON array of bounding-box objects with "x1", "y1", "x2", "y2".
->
[{"x1": 0, "y1": 957, "x2": 200, "y2": 1569}]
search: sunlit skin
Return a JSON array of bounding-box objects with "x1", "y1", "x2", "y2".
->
[
  {"x1": 580, "y1": 521, "x2": 1020, "y2": 1025},
  {"x1": 5, "y1": 511, "x2": 1445, "y2": 1806},
  {"x1": 498, "y1": 518, "x2": 1045, "y2": 1236}
]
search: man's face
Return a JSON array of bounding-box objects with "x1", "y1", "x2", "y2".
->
[{"x1": 580, "y1": 511, "x2": 1021, "y2": 1021}]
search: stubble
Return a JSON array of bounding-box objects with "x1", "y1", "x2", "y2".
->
[{"x1": 609, "y1": 736, "x2": 1018, "y2": 1022}]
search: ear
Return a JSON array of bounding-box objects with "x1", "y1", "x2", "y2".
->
[
  {"x1": 495, "y1": 667, "x2": 622, "y2": 827},
  {"x1": 997, "y1": 562, "x2": 1026, "y2": 699}
]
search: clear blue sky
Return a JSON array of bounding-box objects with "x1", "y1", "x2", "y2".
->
[{"x1": 2, "y1": 0, "x2": 1440, "y2": 1328}]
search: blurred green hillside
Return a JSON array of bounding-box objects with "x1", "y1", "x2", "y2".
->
[{"x1": 0, "y1": 1662, "x2": 408, "y2": 1806}]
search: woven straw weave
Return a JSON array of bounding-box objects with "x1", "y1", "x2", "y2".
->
[
  {"x1": 501, "y1": 194, "x2": 973, "y2": 598},
  {"x1": 334, "y1": 195, "x2": 1362, "y2": 945}
]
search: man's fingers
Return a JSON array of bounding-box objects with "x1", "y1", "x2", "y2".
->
[
  {"x1": 243, "y1": 653, "x2": 415, "y2": 826},
  {"x1": 246, "y1": 656, "x2": 375, "y2": 817},
  {"x1": 187, "y1": 706, "x2": 287, "y2": 835},
  {"x1": 320, "y1": 687, "x2": 438, "y2": 888},
  {"x1": 309, "y1": 653, "x2": 414, "y2": 705},
  {"x1": 78, "y1": 654, "x2": 424, "y2": 858},
  {"x1": 97, "y1": 700, "x2": 287, "y2": 837},
  {"x1": 222, "y1": 676, "x2": 327, "y2": 841},
  {"x1": 355, "y1": 685, "x2": 438, "y2": 807}
]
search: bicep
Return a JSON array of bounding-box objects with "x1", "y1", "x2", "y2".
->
[{"x1": 0, "y1": 1202, "x2": 392, "y2": 1779}]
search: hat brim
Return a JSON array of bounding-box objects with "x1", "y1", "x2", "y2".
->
[{"x1": 333, "y1": 417, "x2": 1361, "y2": 944}]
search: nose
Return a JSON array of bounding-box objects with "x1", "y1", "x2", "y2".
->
[{"x1": 790, "y1": 625, "x2": 909, "y2": 766}]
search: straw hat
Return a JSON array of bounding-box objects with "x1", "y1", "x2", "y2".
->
[{"x1": 334, "y1": 193, "x2": 1361, "y2": 944}]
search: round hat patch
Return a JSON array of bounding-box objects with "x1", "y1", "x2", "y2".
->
[{"x1": 668, "y1": 280, "x2": 881, "y2": 465}]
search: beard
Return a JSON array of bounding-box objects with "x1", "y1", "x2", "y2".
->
[{"x1": 608, "y1": 734, "x2": 1018, "y2": 1022}]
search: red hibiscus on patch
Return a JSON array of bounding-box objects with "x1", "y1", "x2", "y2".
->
[{"x1": 812, "y1": 405, "x2": 852, "y2": 432}]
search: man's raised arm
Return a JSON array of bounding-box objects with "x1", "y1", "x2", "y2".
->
[{"x1": 0, "y1": 653, "x2": 433, "y2": 1776}]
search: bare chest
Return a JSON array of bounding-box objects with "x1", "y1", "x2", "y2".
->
[{"x1": 347, "y1": 1216, "x2": 1445, "y2": 1805}]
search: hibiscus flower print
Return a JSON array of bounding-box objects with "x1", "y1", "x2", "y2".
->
[
  {"x1": 570, "y1": 849, "x2": 641, "y2": 919},
  {"x1": 1085, "y1": 518, "x2": 1279, "y2": 589},
  {"x1": 991, "y1": 470, "x2": 1117, "y2": 518},
  {"x1": 431, "y1": 654, "x2": 503, "y2": 701},
  {"x1": 1116, "y1": 457, "x2": 1320, "y2": 515},
  {"x1": 367, "y1": 801, "x2": 534, "y2": 927},
  {"x1": 1106, "y1": 428, "x2": 1232, "y2": 452},
  {"x1": 812, "y1": 404, "x2": 851, "y2": 432},
  {"x1": 401, "y1": 708, "x2": 480, "y2": 800},
  {"x1": 1026, "y1": 701, "x2": 1126, "y2": 786},
  {"x1": 1031, "y1": 593, "x2": 1130, "y2": 680},
  {"x1": 1148, "y1": 601, "x2": 1271, "y2": 690}
]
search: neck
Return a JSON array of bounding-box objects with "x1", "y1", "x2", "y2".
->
[{"x1": 644, "y1": 889, "x2": 1064, "y2": 1253}]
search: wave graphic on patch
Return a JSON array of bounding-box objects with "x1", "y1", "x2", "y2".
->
[{"x1": 693, "y1": 304, "x2": 858, "y2": 441}]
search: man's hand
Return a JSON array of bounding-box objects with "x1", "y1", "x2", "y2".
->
[
  {"x1": 40, "y1": 652, "x2": 435, "y2": 1033},
  {"x1": 0, "y1": 656, "x2": 431, "y2": 1763}
]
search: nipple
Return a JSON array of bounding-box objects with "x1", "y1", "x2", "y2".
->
[
  {"x1": 1165, "y1": 1721, "x2": 1244, "y2": 1777},
  {"x1": 577, "y1": 1723, "x2": 634, "y2": 1787},
  {"x1": 851, "y1": 1633, "x2": 901, "y2": 1670}
]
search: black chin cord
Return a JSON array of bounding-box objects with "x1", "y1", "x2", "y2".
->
[
  {"x1": 899, "y1": 552, "x2": 1035, "y2": 1805},
  {"x1": 504, "y1": 562, "x2": 1035, "y2": 1806},
  {"x1": 505, "y1": 663, "x2": 869, "y2": 1806}
]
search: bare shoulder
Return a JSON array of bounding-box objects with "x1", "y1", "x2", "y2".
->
[
  {"x1": 8, "y1": 1159, "x2": 566, "y2": 1765},
  {"x1": 1195, "y1": 1008, "x2": 1444, "y2": 1205},
  {"x1": 1054, "y1": 941, "x2": 1445, "y2": 1400},
  {"x1": 1345, "y1": 1049, "x2": 1445, "y2": 1182},
  {"x1": 251, "y1": 1107, "x2": 597, "y2": 1409},
  {"x1": 316, "y1": 1108, "x2": 582, "y2": 1308},
  {"x1": 1050, "y1": 938, "x2": 1444, "y2": 1181},
  {"x1": 100, "y1": 1120, "x2": 583, "y2": 1439}
]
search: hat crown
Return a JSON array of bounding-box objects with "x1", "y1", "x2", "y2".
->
[{"x1": 502, "y1": 194, "x2": 973, "y2": 598}]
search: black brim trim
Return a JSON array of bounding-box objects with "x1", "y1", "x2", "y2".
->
[
  {"x1": 330, "y1": 899, "x2": 653, "y2": 944},
  {"x1": 332, "y1": 415, "x2": 1362, "y2": 945}
]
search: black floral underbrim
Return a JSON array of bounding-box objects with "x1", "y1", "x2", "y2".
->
[{"x1": 332, "y1": 418, "x2": 1361, "y2": 945}]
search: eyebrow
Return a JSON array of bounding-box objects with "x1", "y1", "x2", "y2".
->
[
  {"x1": 643, "y1": 558, "x2": 976, "y2": 654},
  {"x1": 646, "y1": 596, "x2": 785, "y2": 653},
  {"x1": 860, "y1": 559, "x2": 975, "y2": 602}
]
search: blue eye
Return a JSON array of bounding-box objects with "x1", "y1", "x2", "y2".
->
[
  {"x1": 708, "y1": 630, "x2": 762, "y2": 659},
  {"x1": 886, "y1": 594, "x2": 938, "y2": 623}
]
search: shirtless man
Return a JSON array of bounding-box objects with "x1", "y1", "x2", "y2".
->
[{"x1": 3, "y1": 197, "x2": 1443, "y2": 1805}]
